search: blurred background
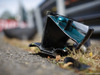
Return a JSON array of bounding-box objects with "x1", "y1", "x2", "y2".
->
[{"x1": 0, "y1": 0, "x2": 100, "y2": 40}]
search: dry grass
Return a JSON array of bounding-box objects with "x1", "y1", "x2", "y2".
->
[
  {"x1": 3, "y1": 36, "x2": 100, "y2": 74},
  {"x1": 3, "y1": 34, "x2": 41, "y2": 53}
]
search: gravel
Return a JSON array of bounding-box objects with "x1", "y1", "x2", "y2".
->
[{"x1": 0, "y1": 36, "x2": 76, "y2": 75}]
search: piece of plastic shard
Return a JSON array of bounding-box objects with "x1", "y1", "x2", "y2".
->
[
  {"x1": 64, "y1": 57, "x2": 90, "y2": 70},
  {"x1": 29, "y1": 12, "x2": 94, "y2": 56}
]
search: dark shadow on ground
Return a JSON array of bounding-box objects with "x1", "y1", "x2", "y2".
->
[{"x1": 29, "y1": 52, "x2": 55, "y2": 58}]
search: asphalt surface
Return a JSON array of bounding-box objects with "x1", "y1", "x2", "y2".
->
[{"x1": 0, "y1": 36, "x2": 76, "y2": 75}]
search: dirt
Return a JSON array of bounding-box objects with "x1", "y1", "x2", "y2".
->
[{"x1": 0, "y1": 34, "x2": 76, "y2": 75}]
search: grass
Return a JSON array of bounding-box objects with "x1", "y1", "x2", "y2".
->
[{"x1": 3, "y1": 36, "x2": 100, "y2": 75}]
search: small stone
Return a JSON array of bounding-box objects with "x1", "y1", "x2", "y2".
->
[{"x1": 25, "y1": 62, "x2": 29, "y2": 65}]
